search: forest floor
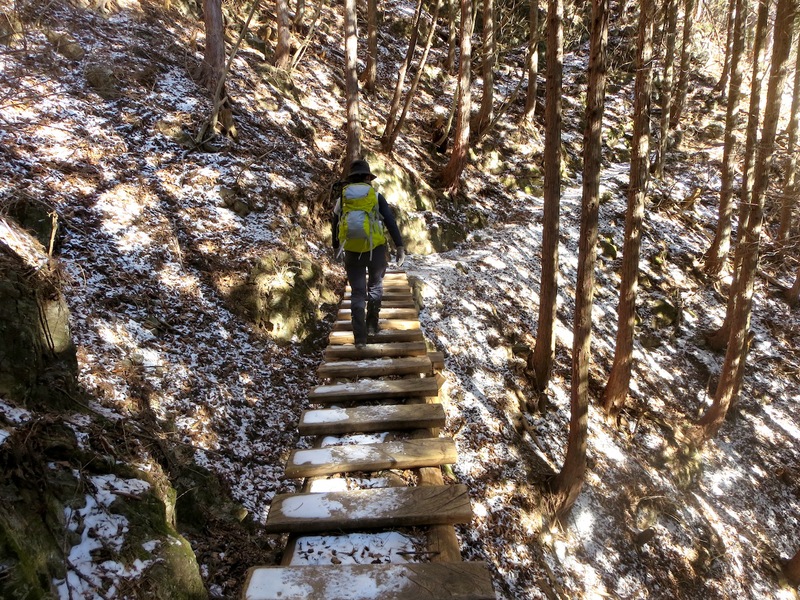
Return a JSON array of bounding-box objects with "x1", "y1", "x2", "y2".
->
[{"x1": 1, "y1": 0, "x2": 799, "y2": 598}]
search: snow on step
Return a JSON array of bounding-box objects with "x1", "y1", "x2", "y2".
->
[
  {"x1": 308, "y1": 377, "x2": 439, "y2": 404},
  {"x1": 298, "y1": 404, "x2": 446, "y2": 435},
  {"x1": 323, "y1": 341, "x2": 428, "y2": 361},
  {"x1": 264, "y1": 484, "x2": 472, "y2": 533},
  {"x1": 337, "y1": 308, "x2": 419, "y2": 320},
  {"x1": 318, "y1": 356, "x2": 432, "y2": 379},
  {"x1": 329, "y1": 329, "x2": 425, "y2": 345},
  {"x1": 284, "y1": 438, "x2": 457, "y2": 478},
  {"x1": 332, "y1": 319, "x2": 420, "y2": 332},
  {"x1": 242, "y1": 562, "x2": 496, "y2": 600}
]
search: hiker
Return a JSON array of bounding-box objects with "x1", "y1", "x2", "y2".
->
[{"x1": 332, "y1": 159, "x2": 406, "y2": 349}]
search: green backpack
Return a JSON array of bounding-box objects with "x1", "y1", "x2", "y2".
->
[{"x1": 337, "y1": 183, "x2": 386, "y2": 253}]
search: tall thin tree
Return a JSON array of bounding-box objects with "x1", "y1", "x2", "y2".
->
[
  {"x1": 696, "y1": 0, "x2": 797, "y2": 442},
  {"x1": 201, "y1": 0, "x2": 226, "y2": 89},
  {"x1": 552, "y1": 0, "x2": 608, "y2": 520},
  {"x1": 777, "y1": 40, "x2": 800, "y2": 246},
  {"x1": 365, "y1": 0, "x2": 378, "y2": 92},
  {"x1": 669, "y1": 0, "x2": 696, "y2": 131},
  {"x1": 274, "y1": 0, "x2": 292, "y2": 69},
  {"x1": 603, "y1": 0, "x2": 654, "y2": 421},
  {"x1": 655, "y1": 0, "x2": 677, "y2": 177},
  {"x1": 704, "y1": 0, "x2": 747, "y2": 277},
  {"x1": 714, "y1": 0, "x2": 737, "y2": 96},
  {"x1": 528, "y1": 0, "x2": 563, "y2": 390},
  {"x1": 442, "y1": 0, "x2": 473, "y2": 191},
  {"x1": 475, "y1": 0, "x2": 496, "y2": 136},
  {"x1": 523, "y1": 0, "x2": 540, "y2": 121},
  {"x1": 344, "y1": 0, "x2": 362, "y2": 166}
]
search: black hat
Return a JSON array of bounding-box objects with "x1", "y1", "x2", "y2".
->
[{"x1": 348, "y1": 159, "x2": 375, "y2": 181}]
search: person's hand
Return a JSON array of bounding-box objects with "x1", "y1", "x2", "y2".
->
[{"x1": 395, "y1": 246, "x2": 406, "y2": 267}]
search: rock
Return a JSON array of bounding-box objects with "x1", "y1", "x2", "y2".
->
[
  {"x1": 46, "y1": 30, "x2": 85, "y2": 61},
  {"x1": 0, "y1": 12, "x2": 23, "y2": 46},
  {"x1": 85, "y1": 63, "x2": 121, "y2": 99}
]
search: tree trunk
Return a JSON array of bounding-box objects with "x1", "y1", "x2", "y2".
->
[
  {"x1": 294, "y1": 0, "x2": 306, "y2": 26},
  {"x1": 552, "y1": 0, "x2": 608, "y2": 521},
  {"x1": 669, "y1": 0, "x2": 695, "y2": 131},
  {"x1": 446, "y1": 0, "x2": 458, "y2": 74},
  {"x1": 365, "y1": 0, "x2": 378, "y2": 92},
  {"x1": 697, "y1": 0, "x2": 797, "y2": 443},
  {"x1": 715, "y1": 0, "x2": 736, "y2": 96},
  {"x1": 344, "y1": 0, "x2": 362, "y2": 166},
  {"x1": 655, "y1": 0, "x2": 677, "y2": 177},
  {"x1": 441, "y1": 0, "x2": 473, "y2": 191},
  {"x1": 384, "y1": 0, "x2": 442, "y2": 153},
  {"x1": 777, "y1": 39, "x2": 800, "y2": 246},
  {"x1": 381, "y1": 0, "x2": 425, "y2": 145},
  {"x1": 787, "y1": 262, "x2": 800, "y2": 306},
  {"x1": 274, "y1": 0, "x2": 292, "y2": 69},
  {"x1": 528, "y1": 0, "x2": 563, "y2": 390},
  {"x1": 523, "y1": 0, "x2": 540, "y2": 121},
  {"x1": 603, "y1": 0, "x2": 654, "y2": 421},
  {"x1": 703, "y1": 0, "x2": 747, "y2": 277},
  {"x1": 201, "y1": 0, "x2": 226, "y2": 89},
  {"x1": 474, "y1": 0, "x2": 495, "y2": 136},
  {"x1": 705, "y1": 0, "x2": 769, "y2": 351},
  {"x1": 785, "y1": 547, "x2": 800, "y2": 586}
]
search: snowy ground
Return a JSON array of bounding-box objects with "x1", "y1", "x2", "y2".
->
[{"x1": 1, "y1": 0, "x2": 799, "y2": 597}]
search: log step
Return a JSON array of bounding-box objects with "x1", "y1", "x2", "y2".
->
[
  {"x1": 324, "y1": 341, "x2": 428, "y2": 361},
  {"x1": 264, "y1": 484, "x2": 472, "y2": 533},
  {"x1": 309, "y1": 377, "x2": 439, "y2": 404},
  {"x1": 243, "y1": 562, "x2": 496, "y2": 600},
  {"x1": 333, "y1": 319, "x2": 421, "y2": 332},
  {"x1": 341, "y1": 299, "x2": 417, "y2": 309},
  {"x1": 285, "y1": 438, "x2": 457, "y2": 478},
  {"x1": 337, "y1": 308, "x2": 419, "y2": 320},
  {"x1": 318, "y1": 356, "x2": 432, "y2": 379},
  {"x1": 329, "y1": 329, "x2": 425, "y2": 345},
  {"x1": 344, "y1": 291, "x2": 413, "y2": 301},
  {"x1": 298, "y1": 404, "x2": 446, "y2": 435}
]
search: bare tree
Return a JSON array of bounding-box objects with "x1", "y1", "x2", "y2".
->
[
  {"x1": 528, "y1": 0, "x2": 563, "y2": 390},
  {"x1": 696, "y1": 0, "x2": 797, "y2": 443},
  {"x1": 777, "y1": 38, "x2": 800, "y2": 246},
  {"x1": 365, "y1": 0, "x2": 378, "y2": 92},
  {"x1": 345, "y1": 0, "x2": 362, "y2": 165},
  {"x1": 603, "y1": 0, "x2": 654, "y2": 421},
  {"x1": 274, "y1": 0, "x2": 292, "y2": 69},
  {"x1": 200, "y1": 0, "x2": 226, "y2": 89},
  {"x1": 704, "y1": 0, "x2": 747, "y2": 277},
  {"x1": 445, "y1": 0, "x2": 458, "y2": 73},
  {"x1": 474, "y1": 0, "x2": 496, "y2": 136},
  {"x1": 669, "y1": 0, "x2": 696, "y2": 131},
  {"x1": 787, "y1": 261, "x2": 800, "y2": 305},
  {"x1": 552, "y1": 0, "x2": 608, "y2": 521},
  {"x1": 523, "y1": 0, "x2": 540, "y2": 121},
  {"x1": 655, "y1": 0, "x2": 677, "y2": 177},
  {"x1": 705, "y1": 0, "x2": 769, "y2": 351},
  {"x1": 441, "y1": 0, "x2": 473, "y2": 191},
  {"x1": 714, "y1": 0, "x2": 736, "y2": 97}
]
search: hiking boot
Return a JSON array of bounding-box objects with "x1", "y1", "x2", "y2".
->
[
  {"x1": 366, "y1": 301, "x2": 380, "y2": 337},
  {"x1": 351, "y1": 306, "x2": 367, "y2": 348}
]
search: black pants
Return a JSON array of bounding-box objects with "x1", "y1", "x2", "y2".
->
[{"x1": 344, "y1": 246, "x2": 388, "y2": 312}]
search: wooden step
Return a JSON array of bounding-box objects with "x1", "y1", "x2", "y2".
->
[
  {"x1": 429, "y1": 351, "x2": 444, "y2": 371},
  {"x1": 264, "y1": 484, "x2": 472, "y2": 533},
  {"x1": 309, "y1": 377, "x2": 439, "y2": 404},
  {"x1": 318, "y1": 356, "x2": 432, "y2": 379},
  {"x1": 329, "y1": 329, "x2": 425, "y2": 345},
  {"x1": 285, "y1": 438, "x2": 457, "y2": 478},
  {"x1": 337, "y1": 308, "x2": 419, "y2": 320},
  {"x1": 333, "y1": 319, "x2": 421, "y2": 332},
  {"x1": 346, "y1": 283, "x2": 411, "y2": 293},
  {"x1": 341, "y1": 299, "x2": 417, "y2": 309},
  {"x1": 298, "y1": 404, "x2": 446, "y2": 435},
  {"x1": 243, "y1": 562, "x2": 496, "y2": 600},
  {"x1": 324, "y1": 341, "x2": 428, "y2": 361},
  {"x1": 344, "y1": 291, "x2": 413, "y2": 301}
]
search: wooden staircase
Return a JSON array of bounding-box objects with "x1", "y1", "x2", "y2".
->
[{"x1": 242, "y1": 272, "x2": 496, "y2": 600}]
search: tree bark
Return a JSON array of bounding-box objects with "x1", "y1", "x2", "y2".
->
[
  {"x1": 381, "y1": 0, "x2": 425, "y2": 145},
  {"x1": 445, "y1": 0, "x2": 458, "y2": 74},
  {"x1": 714, "y1": 0, "x2": 736, "y2": 96},
  {"x1": 529, "y1": 0, "x2": 563, "y2": 390},
  {"x1": 365, "y1": 0, "x2": 378, "y2": 92},
  {"x1": 777, "y1": 37, "x2": 800, "y2": 246},
  {"x1": 785, "y1": 547, "x2": 800, "y2": 586},
  {"x1": 703, "y1": 0, "x2": 747, "y2": 277},
  {"x1": 344, "y1": 0, "x2": 362, "y2": 166},
  {"x1": 552, "y1": 0, "x2": 608, "y2": 521},
  {"x1": 603, "y1": 0, "x2": 654, "y2": 421},
  {"x1": 697, "y1": 0, "x2": 797, "y2": 443},
  {"x1": 523, "y1": 0, "x2": 540, "y2": 121},
  {"x1": 705, "y1": 0, "x2": 769, "y2": 351},
  {"x1": 474, "y1": 0, "x2": 495, "y2": 136},
  {"x1": 201, "y1": 0, "x2": 226, "y2": 90},
  {"x1": 274, "y1": 0, "x2": 292, "y2": 69},
  {"x1": 655, "y1": 0, "x2": 677, "y2": 177},
  {"x1": 441, "y1": 0, "x2": 473, "y2": 191},
  {"x1": 669, "y1": 0, "x2": 696, "y2": 131},
  {"x1": 787, "y1": 262, "x2": 800, "y2": 306}
]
